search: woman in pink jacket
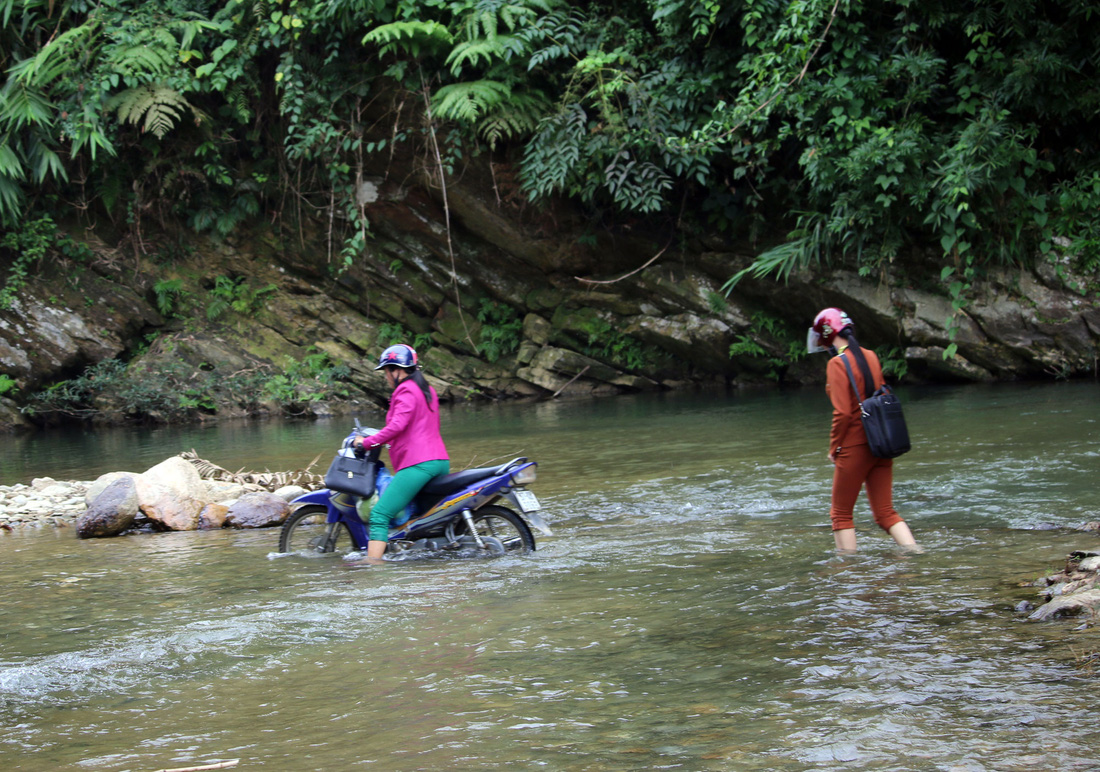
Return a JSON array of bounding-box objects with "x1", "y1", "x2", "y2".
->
[{"x1": 352, "y1": 344, "x2": 449, "y2": 562}]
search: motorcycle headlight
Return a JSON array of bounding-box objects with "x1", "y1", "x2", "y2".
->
[{"x1": 511, "y1": 465, "x2": 537, "y2": 485}]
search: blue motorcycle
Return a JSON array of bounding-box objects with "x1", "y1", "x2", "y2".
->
[{"x1": 278, "y1": 426, "x2": 551, "y2": 559}]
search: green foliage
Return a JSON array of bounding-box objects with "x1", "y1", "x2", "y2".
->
[
  {"x1": 25, "y1": 348, "x2": 354, "y2": 422},
  {"x1": 206, "y1": 275, "x2": 276, "y2": 321},
  {"x1": 106, "y1": 83, "x2": 203, "y2": 139},
  {"x1": 728, "y1": 312, "x2": 805, "y2": 381},
  {"x1": 152, "y1": 278, "x2": 187, "y2": 317},
  {"x1": 579, "y1": 316, "x2": 652, "y2": 372},
  {"x1": 708, "y1": 0, "x2": 1100, "y2": 310},
  {"x1": 2, "y1": 0, "x2": 1099, "y2": 308},
  {"x1": 476, "y1": 298, "x2": 522, "y2": 362},
  {"x1": 0, "y1": 374, "x2": 17, "y2": 396},
  {"x1": 262, "y1": 349, "x2": 352, "y2": 407},
  {"x1": 362, "y1": 21, "x2": 455, "y2": 58},
  {"x1": 877, "y1": 347, "x2": 909, "y2": 381},
  {"x1": 0, "y1": 215, "x2": 55, "y2": 309},
  {"x1": 705, "y1": 291, "x2": 728, "y2": 315},
  {"x1": 377, "y1": 322, "x2": 432, "y2": 353}
]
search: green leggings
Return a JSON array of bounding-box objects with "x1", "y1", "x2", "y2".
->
[{"x1": 366, "y1": 459, "x2": 450, "y2": 542}]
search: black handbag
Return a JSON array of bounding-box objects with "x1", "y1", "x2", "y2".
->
[
  {"x1": 840, "y1": 354, "x2": 911, "y2": 459},
  {"x1": 323, "y1": 449, "x2": 379, "y2": 498}
]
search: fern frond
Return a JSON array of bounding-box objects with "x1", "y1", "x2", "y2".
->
[
  {"x1": 446, "y1": 41, "x2": 501, "y2": 75},
  {"x1": 225, "y1": 82, "x2": 254, "y2": 124},
  {"x1": 111, "y1": 43, "x2": 176, "y2": 78},
  {"x1": 362, "y1": 21, "x2": 454, "y2": 58},
  {"x1": 432, "y1": 80, "x2": 512, "y2": 124},
  {"x1": 478, "y1": 89, "x2": 552, "y2": 149},
  {"x1": 107, "y1": 84, "x2": 202, "y2": 139}
]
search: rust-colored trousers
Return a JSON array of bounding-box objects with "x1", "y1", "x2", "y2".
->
[{"x1": 830, "y1": 443, "x2": 904, "y2": 532}]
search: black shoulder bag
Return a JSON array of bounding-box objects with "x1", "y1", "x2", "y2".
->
[
  {"x1": 323, "y1": 444, "x2": 382, "y2": 498},
  {"x1": 840, "y1": 353, "x2": 911, "y2": 459}
]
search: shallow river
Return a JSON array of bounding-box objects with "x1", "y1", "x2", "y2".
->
[{"x1": 2, "y1": 382, "x2": 1099, "y2": 771}]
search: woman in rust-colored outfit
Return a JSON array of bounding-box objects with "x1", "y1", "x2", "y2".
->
[{"x1": 810, "y1": 308, "x2": 918, "y2": 553}]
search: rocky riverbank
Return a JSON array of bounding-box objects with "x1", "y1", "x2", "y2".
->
[
  {"x1": 3, "y1": 143, "x2": 1099, "y2": 432},
  {"x1": 0, "y1": 477, "x2": 88, "y2": 530},
  {"x1": 1021, "y1": 543, "x2": 1100, "y2": 623},
  {"x1": 0, "y1": 452, "x2": 319, "y2": 535}
]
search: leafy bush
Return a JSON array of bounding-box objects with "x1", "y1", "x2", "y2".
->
[
  {"x1": 728, "y1": 312, "x2": 806, "y2": 381},
  {"x1": 206, "y1": 275, "x2": 276, "y2": 321},
  {"x1": 377, "y1": 322, "x2": 431, "y2": 353},
  {"x1": 25, "y1": 349, "x2": 354, "y2": 423},
  {"x1": 0, "y1": 216, "x2": 56, "y2": 310},
  {"x1": 263, "y1": 350, "x2": 352, "y2": 407},
  {"x1": 0, "y1": 374, "x2": 18, "y2": 396},
  {"x1": 579, "y1": 316, "x2": 652, "y2": 372},
  {"x1": 476, "y1": 298, "x2": 522, "y2": 362},
  {"x1": 153, "y1": 278, "x2": 187, "y2": 317}
]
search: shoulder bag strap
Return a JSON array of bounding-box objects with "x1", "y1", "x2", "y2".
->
[{"x1": 840, "y1": 354, "x2": 868, "y2": 416}]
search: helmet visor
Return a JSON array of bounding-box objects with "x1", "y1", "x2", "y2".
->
[{"x1": 807, "y1": 327, "x2": 829, "y2": 354}]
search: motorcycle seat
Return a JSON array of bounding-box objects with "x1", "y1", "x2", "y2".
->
[{"x1": 419, "y1": 466, "x2": 500, "y2": 496}]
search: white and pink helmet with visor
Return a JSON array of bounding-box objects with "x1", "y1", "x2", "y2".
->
[{"x1": 807, "y1": 307, "x2": 852, "y2": 354}]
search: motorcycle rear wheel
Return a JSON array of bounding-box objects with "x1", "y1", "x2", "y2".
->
[
  {"x1": 460, "y1": 505, "x2": 535, "y2": 553},
  {"x1": 279, "y1": 505, "x2": 351, "y2": 554}
]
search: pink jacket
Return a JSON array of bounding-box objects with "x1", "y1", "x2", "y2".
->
[{"x1": 363, "y1": 379, "x2": 449, "y2": 471}]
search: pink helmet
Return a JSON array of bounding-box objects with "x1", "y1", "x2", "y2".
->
[{"x1": 807, "y1": 308, "x2": 852, "y2": 353}]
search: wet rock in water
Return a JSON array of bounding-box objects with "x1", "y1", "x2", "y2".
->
[
  {"x1": 1015, "y1": 600, "x2": 1035, "y2": 614},
  {"x1": 224, "y1": 492, "x2": 289, "y2": 529},
  {"x1": 77, "y1": 477, "x2": 139, "y2": 538},
  {"x1": 1079, "y1": 556, "x2": 1100, "y2": 572},
  {"x1": 198, "y1": 503, "x2": 230, "y2": 530},
  {"x1": 1028, "y1": 590, "x2": 1100, "y2": 621},
  {"x1": 138, "y1": 456, "x2": 210, "y2": 531},
  {"x1": 1074, "y1": 521, "x2": 1100, "y2": 533}
]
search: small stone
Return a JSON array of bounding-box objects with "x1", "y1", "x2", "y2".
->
[
  {"x1": 31, "y1": 477, "x2": 57, "y2": 491},
  {"x1": 40, "y1": 484, "x2": 74, "y2": 498}
]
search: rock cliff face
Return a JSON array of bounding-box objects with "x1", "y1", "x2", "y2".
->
[{"x1": 1, "y1": 154, "x2": 1098, "y2": 430}]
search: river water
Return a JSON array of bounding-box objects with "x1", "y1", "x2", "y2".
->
[{"x1": 1, "y1": 382, "x2": 1099, "y2": 770}]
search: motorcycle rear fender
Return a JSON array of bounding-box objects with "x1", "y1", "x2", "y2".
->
[{"x1": 522, "y1": 509, "x2": 553, "y2": 536}]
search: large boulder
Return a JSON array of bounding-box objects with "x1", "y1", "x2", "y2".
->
[
  {"x1": 138, "y1": 456, "x2": 211, "y2": 531},
  {"x1": 85, "y1": 472, "x2": 142, "y2": 506},
  {"x1": 77, "y1": 476, "x2": 140, "y2": 538},
  {"x1": 224, "y1": 491, "x2": 290, "y2": 529}
]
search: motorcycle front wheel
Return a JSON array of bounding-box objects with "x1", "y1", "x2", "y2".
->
[
  {"x1": 279, "y1": 505, "x2": 350, "y2": 554},
  {"x1": 460, "y1": 505, "x2": 536, "y2": 553}
]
